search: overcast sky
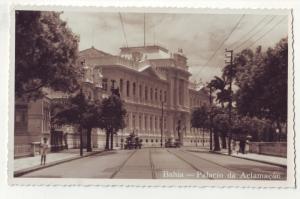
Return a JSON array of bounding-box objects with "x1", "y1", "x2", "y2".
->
[{"x1": 61, "y1": 12, "x2": 288, "y2": 83}]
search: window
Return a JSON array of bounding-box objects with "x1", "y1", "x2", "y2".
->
[
  {"x1": 159, "y1": 90, "x2": 162, "y2": 101},
  {"x1": 139, "y1": 115, "x2": 142, "y2": 129},
  {"x1": 15, "y1": 105, "x2": 28, "y2": 132},
  {"x1": 150, "y1": 116, "x2": 153, "y2": 130},
  {"x1": 179, "y1": 79, "x2": 184, "y2": 105},
  {"x1": 139, "y1": 84, "x2": 142, "y2": 99},
  {"x1": 43, "y1": 108, "x2": 50, "y2": 131},
  {"x1": 102, "y1": 78, "x2": 108, "y2": 91},
  {"x1": 145, "y1": 86, "x2": 148, "y2": 101},
  {"x1": 164, "y1": 118, "x2": 167, "y2": 130},
  {"x1": 119, "y1": 79, "x2": 123, "y2": 93},
  {"x1": 155, "y1": 88, "x2": 158, "y2": 101},
  {"x1": 144, "y1": 115, "x2": 147, "y2": 129},
  {"x1": 151, "y1": 139, "x2": 153, "y2": 143},
  {"x1": 150, "y1": 88, "x2": 153, "y2": 101},
  {"x1": 164, "y1": 91, "x2": 167, "y2": 102},
  {"x1": 132, "y1": 115, "x2": 136, "y2": 129},
  {"x1": 126, "y1": 80, "x2": 130, "y2": 97},
  {"x1": 155, "y1": 117, "x2": 157, "y2": 129},
  {"x1": 133, "y1": 82, "x2": 136, "y2": 96}
]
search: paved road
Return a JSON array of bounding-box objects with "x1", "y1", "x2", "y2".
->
[{"x1": 22, "y1": 148, "x2": 286, "y2": 180}]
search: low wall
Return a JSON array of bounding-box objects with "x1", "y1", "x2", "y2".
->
[{"x1": 249, "y1": 142, "x2": 287, "y2": 157}]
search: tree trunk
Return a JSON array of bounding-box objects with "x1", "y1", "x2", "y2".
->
[
  {"x1": 110, "y1": 131, "x2": 114, "y2": 150},
  {"x1": 79, "y1": 125, "x2": 83, "y2": 156},
  {"x1": 221, "y1": 132, "x2": 227, "y2": 149},
  {"x1": 86, "y1": 127, "x2": 92, "y2": 152},
  {"x1": 213, "y1": 130, "x2": 221, "y2": 151},
  {"x1": 105, "y1": 130, "x2": 110, "y2": 150}
]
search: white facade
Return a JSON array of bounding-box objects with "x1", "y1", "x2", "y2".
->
[{"x1": 79, "y1": 46, "x2": 210, "y2": 148}]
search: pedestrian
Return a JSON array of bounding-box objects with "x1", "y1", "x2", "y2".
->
[{"x1": 40, "y1": 137, "x2": 48, "y2": 165}]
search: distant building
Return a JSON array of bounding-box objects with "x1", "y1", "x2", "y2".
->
[{"x1": 14, "y1": 97, "x2": 51, "y2": 157}]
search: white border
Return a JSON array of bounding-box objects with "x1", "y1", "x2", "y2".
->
[
  {"x1": 0, "y1": 1, "x2": 299, "y2": 199},
  {"x1": 7, "y1": 5, "x2": 295, "y2": 188}
]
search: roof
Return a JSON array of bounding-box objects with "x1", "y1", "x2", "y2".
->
[
  {"x1": 79, "y1": 46, "x2": 111, "y2": 58},
  {"x1": 120, "y1": 45, "x2": 169, "y2": 54}
]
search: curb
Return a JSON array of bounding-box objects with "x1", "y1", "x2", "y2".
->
[
  {"x1": 187, "y1": 149, "x2": 287, "y2": 168},
  {"x1": 14, "y1": 150, "x2": 105, "y2": 177}
]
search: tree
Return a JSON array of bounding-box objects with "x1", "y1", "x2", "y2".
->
[
  {"x1": 209, "y1": 76, "x2": 230, "y2": 108},
  {"x1": 101, "y1": 90, "x2": 126, "y2": 150},
  {"x1": 82, "y1": 100, "x2": 103, "y2": 152},
  {"x1": 234, "y1": 38, "x2": 288, "y2": 139},
  {"x1": 191, "y1": 105, "x2": 209, "y2": 129},
  {"x1": 15, "y1": 11, "x2": 81, "y2": 100},
  {"x1": 53, "y1": 90, "x2": 103, "y2": 155},
  {"x1": 212, "y1": 114, "x2": 230, "y2": 149},
  {"x1": 191, "y1": 105, "x2": 209, "y2": 146}
]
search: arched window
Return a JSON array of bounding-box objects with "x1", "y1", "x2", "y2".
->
[
  {"x1": 155, "y1": 88, "x2": 158, "y2": 101},
  {"x1": 126, "y1": 80, "x2": 130, "y2": 97}
]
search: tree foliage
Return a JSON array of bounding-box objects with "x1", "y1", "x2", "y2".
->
[
  {"x1": 101, "y1": 92, "x2": 127, "y2": 150},
  {"x1": 101, "y1": 94, "x2": 126, "y2": 134},
  {"x1": 15, "y1": 11, "x2": 81, "y2": 99},
  {"x1": 52, "y1": 90, "x2": 103, "y2": 154},
  {"x1": 234, "y1": 38, "x2": 288, "y2": 123},
  {"x1": 208, "y1": 76, "x2": 231, "y2": 108},
  {"x1": 191, "y1": 105, "x2": 209, "y2": 129}
]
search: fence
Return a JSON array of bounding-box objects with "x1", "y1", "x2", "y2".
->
[{"x1": 249, "y1": 142, "x2": 287, "y2": 157}]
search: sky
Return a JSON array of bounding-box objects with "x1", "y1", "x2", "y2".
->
[{"x1": 60, "y1": 11, "x2": 288, "y2": 83}]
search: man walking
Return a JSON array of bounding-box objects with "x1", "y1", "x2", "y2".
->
[{"x1": 40, "y1": 138, "x2": 48, "y2": 165}]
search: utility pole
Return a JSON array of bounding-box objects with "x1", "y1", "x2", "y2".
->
[
  {"x1": 209, "y1": 85, "x2": 213, "y2": 151},
  {"x1": 161, "y1": 101, "x2": 164, "y2": 148},
  {"x1": 225, "y1": 49, "x2": 233, "y2": 155}
]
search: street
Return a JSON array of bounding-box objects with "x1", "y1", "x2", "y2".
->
[{"x1": 22, "y1": 148, "x2": 286, "y2": 180}]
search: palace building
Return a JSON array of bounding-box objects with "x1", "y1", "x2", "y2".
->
[{"x1": 77, "y1": 45, "x2": 210, "y2": 148}]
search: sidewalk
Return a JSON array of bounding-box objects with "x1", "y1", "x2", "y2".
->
[
  {"x1": 14, "y1": 148, "x2": 104, "y2": 177},
  {"x1": 214, "y1": 149, "x2": 287, "y2": 168},
  {"x1": 186, "y1": 147, "x2": 287, "y2": 168},
  {"x1": 230, "y1": 151, "x2": 287, "y2": 168}
]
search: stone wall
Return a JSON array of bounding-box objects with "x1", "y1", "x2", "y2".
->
[{"x1": 249, "y1": 142, "x2": 287, "y2": 157}]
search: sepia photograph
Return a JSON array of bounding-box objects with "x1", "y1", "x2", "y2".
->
[{"x1": 10, "y1": 7, "x2": 293, "y2": 186}]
